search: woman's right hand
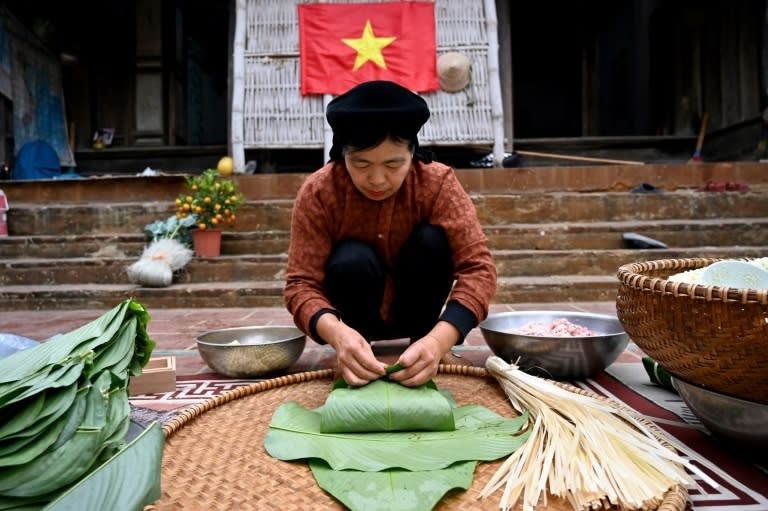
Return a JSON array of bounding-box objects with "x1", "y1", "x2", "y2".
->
[{"x1": 319, "y1": 316, "x2": 387, "y2": 386}]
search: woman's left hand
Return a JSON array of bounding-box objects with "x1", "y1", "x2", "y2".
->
[{"x1": 387, "y1": 324, "x2": 458, "y2": 386}]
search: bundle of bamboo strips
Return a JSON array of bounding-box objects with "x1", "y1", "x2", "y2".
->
[{"x1": 481, "y1": 356, "x2": 716, "y2": 511}]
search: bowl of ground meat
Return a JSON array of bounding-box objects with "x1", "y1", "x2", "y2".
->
[{"x1": 479, "y1": 311, "x2": 629, "y2": 379}]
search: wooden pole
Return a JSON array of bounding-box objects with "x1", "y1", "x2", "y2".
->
[
  {"x1": 230, "y1": 0, "x2": 246, "y2": 172},
  {"x1": 516, "y1": 150, "x2": 645, "y2": 166},
  {"x1": 484, "y1": 0, "x2": 505, "y2": 167}
]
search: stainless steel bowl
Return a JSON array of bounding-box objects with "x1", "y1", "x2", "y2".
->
[
  {"x1": 479, "y1": 311, "x2": 629, "y2": 379},
  {"x1": 196, "y1": 326, "x2": 306, "y2": 378},
  {"x1": 673, "y1": 377, "x2": 768, "y2": 449}
]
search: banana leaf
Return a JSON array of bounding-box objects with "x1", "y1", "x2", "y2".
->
[
  {"x1": 265, "y1": 401, "x2": 530, "y2": 472},
  {"x1": 0, "y1": 387, "x2": 87, "y2": 467},
  {"x1": 0, "y1": 386, "x2": 77, "y2": 441},
  {"x1": 320, "y1": 379, "x2": 455, "y2": 433},
  {"x1": 309, "y1": 459, "x2": 476, "y2": 511},
  {"x1": 40, "y1": 421, "x2": 162, "y2": 511},
  {"x1": 0, "y1": 300, "x2": 153, "y2": 388},
  {"x1": 0, "y1": 371, "x2": 115, "y2": 496},
  {"x1": 0, "y1": 422, "x2": 163, "y2": 511}
]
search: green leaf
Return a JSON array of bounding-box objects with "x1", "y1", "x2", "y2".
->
[
  {"x1": 319, "y1": 380, "x2": 455, "y2": 433},
  {"x1": 0, "y1": 372, "x2": 112, "y2": 496},
  {"x1": 40, "y1": 421, "x2": 163, "y2": 511},
  {"x1": 0, "y1": 302, "x2": 128, "y2": 386},
  {"x1": 309, "y1": 459, "x2": 476, "y2": 511},
  {"x1": 90, "y1": 319, "x2": 137, "y2": 379},
  {"x1": 265, "y1": 402, "x2": 529, "y2": 472},
  {"x1": 1, "y1": 361, "x2": 86, "y2": 408}
]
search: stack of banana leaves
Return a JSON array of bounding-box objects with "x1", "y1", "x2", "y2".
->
[{"x1": 0, "y1": 299, "x2": 163, "y2": 511}]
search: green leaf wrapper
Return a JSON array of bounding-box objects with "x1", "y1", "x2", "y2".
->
[{"x1": 319, "y1": 379, "x2": 455, "y2": 433}]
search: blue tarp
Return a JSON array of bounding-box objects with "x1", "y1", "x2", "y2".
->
[{"x1": 12, "y1": 139, "x2": 61, "y2": 180}]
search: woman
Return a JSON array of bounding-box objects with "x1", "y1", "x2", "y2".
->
[{"x1": 284, "y1": 80, "x2": 496, "y2": 387}]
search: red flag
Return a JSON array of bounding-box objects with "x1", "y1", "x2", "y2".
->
[{"x1": 298, "y1": 2, "x2": 439, "y2": 96}]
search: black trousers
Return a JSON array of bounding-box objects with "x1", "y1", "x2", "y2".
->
[{"x1": 324, "y1": 223, "x2": 454, "y2": 341}]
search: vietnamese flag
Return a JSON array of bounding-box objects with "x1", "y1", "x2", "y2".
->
[{"x1": 298, "y1": 2, "x2": 439, "y2": 96}]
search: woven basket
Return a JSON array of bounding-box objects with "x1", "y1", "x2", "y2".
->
[
  {"x1": 144, "y1": 366, "x2": 688, "y2": 511},
  {"x1": 616, "y1": 257, "x2": 768, "y2": 404}
]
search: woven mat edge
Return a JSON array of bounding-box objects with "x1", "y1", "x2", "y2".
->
[{"x1": 157, "y1": 364, "x2": 689, "y2": 511}]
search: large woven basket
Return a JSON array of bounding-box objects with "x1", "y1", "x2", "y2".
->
[
  {"x1": 144, "y1": 365, "x2": 688, "y2": 511},
  {"x1": 616, "y1": 257, "x2": 768, "y2": 404}
]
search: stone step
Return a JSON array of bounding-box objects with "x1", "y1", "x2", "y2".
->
[
  {"x1": 0, "y1": 275, "x2": 623, "y2": 311},
  {"x1": 1, "y1": 217, "x2": 765, "y2": 259},
  {"x1": 2, "y1": 164, "x2": 766, "y2": 311},
  {"x1": 6, "y1": 188, "x2": 767, "y2": 236},
  {"x1": 0, "y1": 231, "x2": 289, "y2": 259},
  {"x1": 2, "y1": 163, "x2": 766, "y2": 203},
  {"x1": 2, "y1": 245, "x2": 764, "y2": 290}
]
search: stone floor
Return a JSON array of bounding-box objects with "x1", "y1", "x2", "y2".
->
[{"x1": 1, "y1": 301, "x2": 620, "y2": 377}]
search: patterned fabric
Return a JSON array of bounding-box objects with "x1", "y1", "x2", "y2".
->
[{"x1": 284, "y1": 160, "x2": 497, "y2": 338}]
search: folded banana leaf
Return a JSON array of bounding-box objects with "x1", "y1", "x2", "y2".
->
[
  {"x1": 266, "y1": 400, "x2": 529, "y2": 472},
  {"x1": 265, "y1": 379, "x2": 530, "y2": 511},
  {"x1": 319, "y1": 379, "x2": 455, "y2": 433}
]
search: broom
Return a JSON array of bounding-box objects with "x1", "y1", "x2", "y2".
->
[{"x1": 688, "y1": 112, "x2": 708, "y2": 163}]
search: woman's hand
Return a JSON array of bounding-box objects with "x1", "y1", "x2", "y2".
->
[
  {"x1": 321, "y1": 318, "x2": 387, "y2": 386},
  {"x1": 387, "y1": 322, "x2": 459, "y2": 387}
]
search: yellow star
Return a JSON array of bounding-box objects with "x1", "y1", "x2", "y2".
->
[{"x1": 342, "y1": 20, "x2": 397, "y2": 71}]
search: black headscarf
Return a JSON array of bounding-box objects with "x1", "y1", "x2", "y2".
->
[{"x1": 326, "y1": 80, "x2": 432, "y2": 163}]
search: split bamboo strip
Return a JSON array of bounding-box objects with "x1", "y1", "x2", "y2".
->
[{"x1": 481, "y1": 356, "x2": 714, "y2": 511}]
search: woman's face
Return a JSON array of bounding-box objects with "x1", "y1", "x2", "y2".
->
[{"x1": 343, "y1": 137, "x2": 413, "y2": 201}]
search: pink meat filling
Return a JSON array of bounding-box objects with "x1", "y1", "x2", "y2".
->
[{"x1": 512, "y1": 318, "x2": 596, "y2": 337}]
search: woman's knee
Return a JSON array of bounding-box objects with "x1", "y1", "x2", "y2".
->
[
  {"x1": 325, "y1": 239, "x2": 384, "y2": 281},
  {"x1": 408, "y1": 223, "x2": 450, "y2": 254}
]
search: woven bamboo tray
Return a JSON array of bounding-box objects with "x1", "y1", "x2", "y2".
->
[
  {"x1": 616, "y1": 257, "x2": 768, "y2": 404},
  {"x1": 144, "y1": 365, "x2": 688, "y2": 511}
]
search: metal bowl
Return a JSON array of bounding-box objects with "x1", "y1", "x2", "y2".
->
[
  {"x1": 479, "y1": 311, "x2": 629, "y2": 379},
  {"x1": 673, "y1": 377, "x2": 768, "y2": 449},
  {"x1": 196, "y1": 326, "x2": 306, "y2": 378}
]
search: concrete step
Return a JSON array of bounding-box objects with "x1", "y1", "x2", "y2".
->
[
  {"x1": 2, "y1": 163, "x2": 766, "y2": 203},
  {"x1": 0, "y1": 276, "x2": 622, "y2": 311},
  {"x1": 2, "y1": 164, "x2": 766, "y2": 311},
  {"x1": 6, "y1": 188, "x2": 767, "y2": 236},
  {"x1": 0, "y1": 247, "x2": 768, "y2": 311},
  {"x1": 0, "y1": 231, "x2": 289, "y2": 258},
  {"x1": 5, "y1": 200, "x2": 295, "y2": 236},
  {"x1": 2, "y1": 217, "x2": 766, "y2": 260},
  {"x1": 486, "y1": 217, "x2": 768, "y2": 250},
  {"x1": 2, "y1": 246, "x2": 764, "y2": 296}
]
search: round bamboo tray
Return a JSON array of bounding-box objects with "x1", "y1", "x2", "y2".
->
[
  {"x1": 616, "y1": 258, "x2": 768, "y2": 404},
  {"x1": 144, "y1": 365, "x2": 688, "y2": 511}
]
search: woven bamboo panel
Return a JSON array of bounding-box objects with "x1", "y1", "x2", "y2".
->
[{"x1": 239, "y1": 0, "x2": 499, "y2": 150}]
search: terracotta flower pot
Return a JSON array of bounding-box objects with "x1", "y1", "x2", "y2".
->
[{"x1": 191, "y1": 229, "x2": 222, "y2": 257}]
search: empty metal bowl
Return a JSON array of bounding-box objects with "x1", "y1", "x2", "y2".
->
[
  {"x1": 479, "y1": 311, "x2": 629, "y2": 379},
  {"x1": 673, "y1": 377, "x2": 768, "y2": 449},
  {"x1": 196, "y1": 326, "x2": 306, "y2": 378}
]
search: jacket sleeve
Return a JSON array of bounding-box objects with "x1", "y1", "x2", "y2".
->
[
  {"x1": 427, "y1": 166, "x2": 497, "y2": 338},
  {"x1": 283, "y1": 173, "x2": 337, "y2": 338}
]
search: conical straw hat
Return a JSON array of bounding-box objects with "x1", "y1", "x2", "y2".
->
[{"x1": 437, "y1": 52, "x2": 471, "y2": 92}]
